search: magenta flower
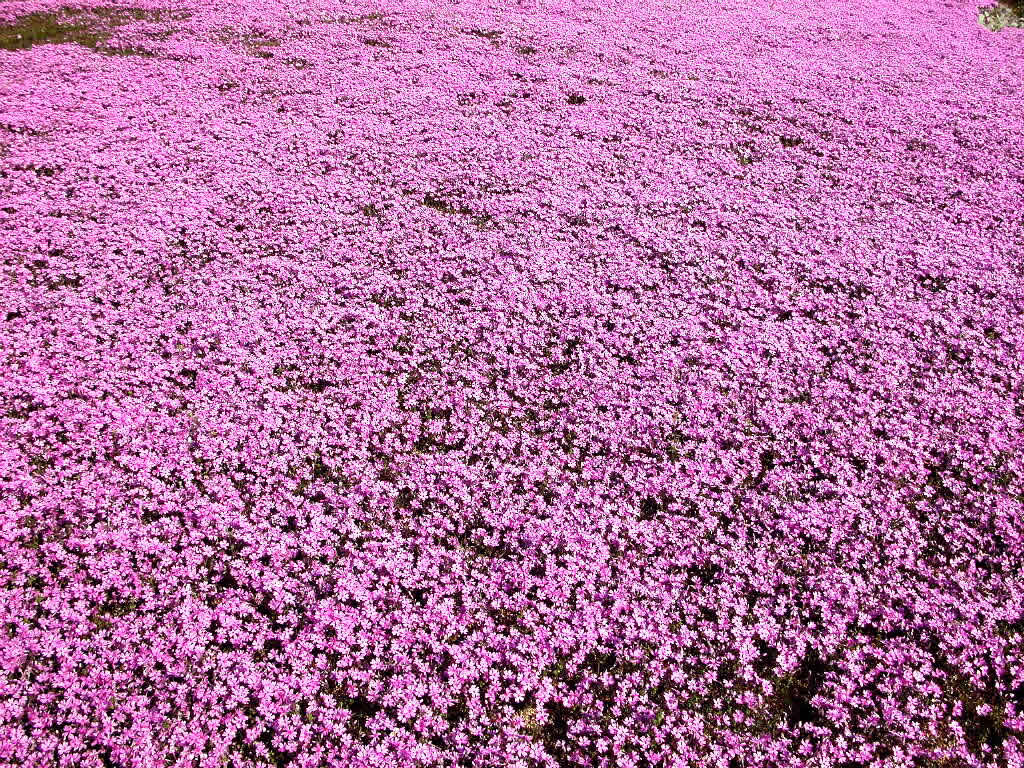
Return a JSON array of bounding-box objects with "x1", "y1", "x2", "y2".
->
[{"x1": 1, "y1": 1, "x2": 1022, "y2": 766}]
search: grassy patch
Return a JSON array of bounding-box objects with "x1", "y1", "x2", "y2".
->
[
  {"x1": 979, "y1": 1, "x2": 1024, "y2": 30},
  {"x1": 0, "y1": 7, "x2": 169, "y2": 54}
]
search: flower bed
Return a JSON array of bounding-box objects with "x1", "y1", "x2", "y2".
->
[{"x1": 1, "y1": 1, "x2": 1022, "y2": 766}]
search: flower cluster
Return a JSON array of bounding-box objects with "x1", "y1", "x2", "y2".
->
[{"x1": 1, "y1": 1, "x2": 1022, "y2": 766}]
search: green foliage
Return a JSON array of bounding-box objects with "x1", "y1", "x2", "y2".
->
[
  {"x1": 979, "y1": 1, "x2": 1024, "y2": 31},
  {"x1": 0, "y1": 7, "x2": 164, "y2": 53}
]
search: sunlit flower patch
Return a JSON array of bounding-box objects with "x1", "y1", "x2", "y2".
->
[{"x1": 1, "y1": 1, "x2": 1022, "y2": 766}]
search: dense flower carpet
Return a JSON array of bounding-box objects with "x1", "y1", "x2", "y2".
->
[{"x1": 1, "y1": 1, "x2": 1022, "y2": 765}]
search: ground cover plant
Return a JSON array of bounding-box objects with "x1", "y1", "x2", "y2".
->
[
  {"x1": 0, "y1": 0, "x2": 1022, "y2": 766},
  {"x1": 979, "y1": 1, "x2": 1024, "y2": 30}
]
